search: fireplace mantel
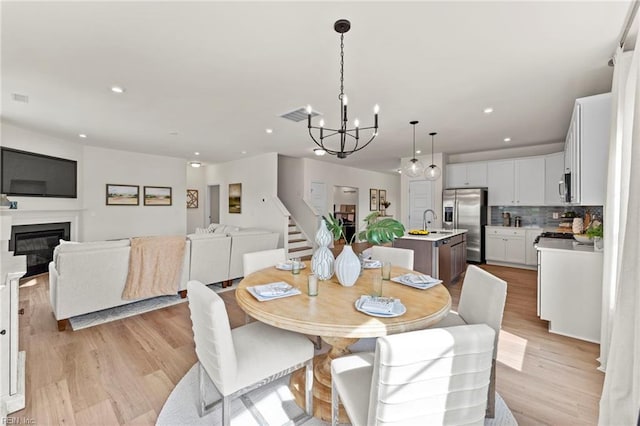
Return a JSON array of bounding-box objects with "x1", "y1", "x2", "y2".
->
[{"x1": 1, "y1": 209, "x2": 82, "y2": 241}]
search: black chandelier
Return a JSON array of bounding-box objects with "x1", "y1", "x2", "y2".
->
[{"x1": 306, "y1": 19, "x2": 379, "y2": 159}]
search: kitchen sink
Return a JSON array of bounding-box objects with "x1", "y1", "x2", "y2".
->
[{"x1": 429, "y1": 230, "x2": 453, "y2": 234}]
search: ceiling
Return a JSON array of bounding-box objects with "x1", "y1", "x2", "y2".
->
[{"x1": 0, "y1": 1, "x2": 631, "y2": 174}]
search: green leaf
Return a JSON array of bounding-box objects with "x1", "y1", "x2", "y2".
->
[{"x1": 321, "y1": 213, "x2": 345, "y2": 241}]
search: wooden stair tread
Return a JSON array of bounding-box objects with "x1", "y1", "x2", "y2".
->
[
  {"x1": 289, "y1": 238, "x2": 306, "y2": 243},
  {"x1": 288, "y1": 231, "x2": 301, "y2": 235},
  {"x1": 289, "y1": 246, "x2": 312, "y2": 252}
]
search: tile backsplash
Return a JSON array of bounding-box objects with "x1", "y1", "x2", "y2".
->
[{"x1": 490, "y1": 206, "x2": 603, "y2": 228}]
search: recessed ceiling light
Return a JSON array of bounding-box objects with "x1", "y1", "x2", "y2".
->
[
  {"x1": 189, "y1": 161, "x2": 202, "y2": 168},
  {"x1": 504, "y1": 137, "x2": 512, "y2": 142},
  {"x1": 169, "y1": 131, "x2": 179, "y2": 136},
  {"x1": 110, "y1": 86, "x2": 125, "y2": 94},
  {"x1": 194, "y1": 152, "x2": 200, "y2": 156},
  {"x1": 415, "y1": 150, "x2": 421, "y2": 154},
  {"x1": 78, "y1": 133, "x2": 87, "y2": 138},
  {"x1": 483, "y1": 107, "x2": 494, "y2": 114},
  {"x1": 397, "y1": 169, "x2": 402, "y2": 174},
  {"x1": 241, "y1": 150, "x2": 247, "y2": 154},
  {"x1": 313, "y1": 148, "x2": 327, "y2": 156},
  {"x1": 265, "y1": 128, "x2": 273, "y2": 134}
]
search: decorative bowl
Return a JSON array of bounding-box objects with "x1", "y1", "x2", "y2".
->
[
  {"x1": 573, "y1": 234, "x2": 593, "y2": 244},
  {"x1": 408, "y1": 230, "x2": 429, "y2": 235}
]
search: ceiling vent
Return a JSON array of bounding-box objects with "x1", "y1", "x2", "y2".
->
[
  {"x1": 12, "y1": 93, "x2": 29, "y2": 103},
  {"x1": 280, "y1": 107, "x2": 321, "y2": 122}
]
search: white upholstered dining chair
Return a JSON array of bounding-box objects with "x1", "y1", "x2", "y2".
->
[
  {"x1": 242, "y1": 248, "x2": 286, "y2": 276},
  {"x1": 187, "y1": 280, "x2": 314, "y2": 425},
  {"x1": 430, "y1": 265, "x2": 507, "y2": 418},
  {"x1": 370, "y1": 245, "x2": 414, "y2": 270},
  {"x1": 331, "y1": 324, "x2": 495, "y2": 426}
]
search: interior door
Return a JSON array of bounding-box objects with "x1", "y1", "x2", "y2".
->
[
  {"x1": 208, "y1": 185, "x2": 220, "y2": 225},
  {"x1": 310, "y1": 182, "x2": 327, "y2": 217},
  {"x1": 409, "y1": 180, "x2": 433, "y2": 230}
]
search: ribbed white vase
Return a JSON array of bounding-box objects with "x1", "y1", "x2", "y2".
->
[
  {"x1": 334, "y1": 245, "x2": 360, "y2": 287},
  {"x1": 311, "y1": 219, "x2": 334, "y2": 280}
]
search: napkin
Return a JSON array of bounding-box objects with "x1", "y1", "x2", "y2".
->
[
  {"x1": 254, "y1": 282, "x2": 294, "y2": 297},
  {"x1": 360, "y1": 296, "x2": 395, "y2": 314},
  {"x1": 401, "y1": 273, "x2": 438, "y2": 284}
]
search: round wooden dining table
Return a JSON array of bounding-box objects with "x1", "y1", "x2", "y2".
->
[{"x1": 236, "y1": 260, "x2": 452, "y2": 422}]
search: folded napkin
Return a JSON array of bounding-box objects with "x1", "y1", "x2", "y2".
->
[
  {"x1": 360, "y1": 296, "x2": 395, "y2": 314},
  {"x1": 401, "y1": 273, "x2": 438, "y2": 284},
  {"x1": 254, "y1": 282, "x2": 294, "y2": 297},
  {"x1": 363, "y1": 259, "x2": 382, "y2": 268}
]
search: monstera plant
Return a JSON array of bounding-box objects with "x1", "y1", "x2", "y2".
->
[{"x1": 323, "y1": 211, "x2": 405, "y2": 245}]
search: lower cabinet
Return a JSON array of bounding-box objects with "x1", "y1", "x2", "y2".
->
[
  {"x1": 438, "y1": 234, "x2": 467, "y2": 284},
  {"x1": 485, "y1": 227, "x2": 526, "y2": 266}
]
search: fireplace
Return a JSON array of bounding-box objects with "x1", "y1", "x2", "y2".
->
[{"x1": 9, "y1": 222, "x2": 71, "y2": 277}]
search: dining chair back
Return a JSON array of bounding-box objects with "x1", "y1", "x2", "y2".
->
[
  {"x1": 331, "y1": 324, "x2": 495, "y2": 426},
  {"x1": 242, "y1": 248, "x2": 286, "y2": 276},
  {"x1": 187, "y1": 280, "x2": 314, "y2": 425},
  {"x1": 370, "y1": 246, "x2": 414, "y2": 270},
  {"x1": 432, "y1": 265, "x2": 507, "y2": 418}
]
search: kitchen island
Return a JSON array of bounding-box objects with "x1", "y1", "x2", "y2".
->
[{"x1": 393, "y1": 229, "x2": 468, "y2": 283}]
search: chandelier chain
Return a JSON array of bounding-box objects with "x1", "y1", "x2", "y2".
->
[{"x1": 339, "y1": 33, "x2": 345, "y2": 101}]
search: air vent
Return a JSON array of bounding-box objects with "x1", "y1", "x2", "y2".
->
[
  {"x1": 12, "y1": 93, "x2": 29, "y2": 103},
  {"x1": 280, "y1": 107, "x2": 321, "y2": 122}
]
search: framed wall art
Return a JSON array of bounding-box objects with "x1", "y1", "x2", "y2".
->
[
  {"x1": 369, "y1": 188, "x2": 378, "y2": 211},
  {"x1": 378, "y1": 189, "x2": 387, "y2": 208},
  {"x1": 186, "y1": 189, "x2": 199, "y2": 208},
  {"x1": 229, "y1": 183, "x2": 242, "y2": 214},
  {"x1": 144, "y1": 186, "x2": 172, "y2": 206},
  {"x1": 106, "y1": 184, "x2": 139, "y2": 206}
]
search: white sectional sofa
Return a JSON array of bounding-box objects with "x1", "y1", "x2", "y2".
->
[
  {"x1": 49, "y1": 225, "x2": 279, "y2": 330},
  {"x1": 187, "y1": 227, "x2": 279, "y2": 285},
  {"x1": 49, "y1": 239, "x2": 191, "y2": 331}
]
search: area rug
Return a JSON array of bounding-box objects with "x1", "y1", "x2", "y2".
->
[
  {"x1": 157, "y1": 363, "x2": 518, "y2": 426},
  {"x1": 69, "y1": 280, "x2": 240, "y2": 330}
]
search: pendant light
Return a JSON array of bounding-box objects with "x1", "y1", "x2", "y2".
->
[
  {"x1": 403, "y1": 121, "x2": 425, "y2": 178},
  {"x1": 425, "y1": 132, "x2": 441, "y2": 181}
]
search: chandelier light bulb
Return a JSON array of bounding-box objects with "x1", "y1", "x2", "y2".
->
[
  {"x1": 319, "y1": 119, "x2": 325, "y2": 127},
  {"x1": 342, "y1": 95, "x2": 348, "y2": 105},
  {"x1": 374, "y1": 104, "x2": 380, "y2": 114},
  {"x1": 354, "y1": 119, "x2": 360, "y2": 128},
  {"x1": 306, "y1": 105, "x2": 313, "y2": 114}
]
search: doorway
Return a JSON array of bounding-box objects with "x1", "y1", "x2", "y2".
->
[
  {"x1": 208, "y1": 185, "x2": 220, "y2": 225},
  {"x1": 409, "y1": 180, "x2": 434, "y2": 230},
  {"x1": 333, "y1": 186, "x2": 358, "y2": 242}
]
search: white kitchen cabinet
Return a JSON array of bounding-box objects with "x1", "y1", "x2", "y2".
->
[
  {"x1": 487, "y1": 157, "x2": 544, "y2": 206},
  {"x1": 537, "y1": 242, "x2": 602, "y2": 343},
  {"x1": 545, "y1": 152, "x2": 564, "y2": 205},
  {"x1": 0, "y1": 253, "x2": 26, "y2": 417},
  {"x1": 564, "y1": 93, "x2": 612, "y2": 205},
  {"x1": 487, "y1": 160, "x2": 514, "y2": 205},
  {"x1": 525, "y1": 228, "x2": 543, "y2": 266},
  {"x1": 445, "y1": 162, "x2": 487, "y2": 188},
  {"x1": 485, "y1": 226, "x2": 526, "y2": 266}
]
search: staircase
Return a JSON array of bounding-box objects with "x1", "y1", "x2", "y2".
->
[{"x1": 287, "y1": 217, "x2": 313, "y2": 260}]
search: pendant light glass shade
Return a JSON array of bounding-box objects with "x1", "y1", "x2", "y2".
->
[
  {"x1": 425, "y1": 132, "x2": 441, "y2": 181},
  {"x1": 403, "y1": 121, "x2": 425, "y2": 178}
]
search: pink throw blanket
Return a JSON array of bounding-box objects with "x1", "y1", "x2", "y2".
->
[{"x1": 122, "y1": 236, "x2": 186, "y2": 300}]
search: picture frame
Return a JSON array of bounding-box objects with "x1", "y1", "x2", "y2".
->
[
  {"x1": 229, "y1": 183, "x2": 242, "y2": 214},
  {"x1": 186, "y1": 189, "x2": 199, "y2": 208},
  {"x1": 378, "y1": 189, "x2": 387, "y2": 209},
  {"x1": 369, "y1": 188, "x2": 378, "y2": 211},
  {"x1": 106, "y1": 184, "x2": 139, "y2": 206},
  {"x1": 144, "y1": 186, "x2": 172, "y2": 206}
]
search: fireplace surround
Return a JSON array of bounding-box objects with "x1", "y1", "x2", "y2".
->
[{"x1": 9, "y1": 222, "x2": 71, "y2": 277}]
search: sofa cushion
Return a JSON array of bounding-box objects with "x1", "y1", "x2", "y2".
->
[
  {"x1": 187, "y1": 233, "x2": 229, "y2": 241},
  {"x1": 54, "y1": 239, "x2": 130, "y2": 268}
]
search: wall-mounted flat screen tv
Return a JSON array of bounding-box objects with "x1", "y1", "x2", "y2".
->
[{"x1": 1, "y1": 147, "x2": 77, "y2": 198}]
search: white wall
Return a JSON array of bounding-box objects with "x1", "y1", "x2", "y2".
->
[
  {"x1": 303, "y1": 158, "x2": 401, "y2": 237},
  {"x1": 278, "y1": 155, "x2": 317, "y2": 243},
  {"x1": 447, "y1": 142, "x2": 564, "y2": 164},
  {"x1": 1, "y1": 122, "x2": 84, "y2": 212},
  {"x1": 400, "y1": 153, "x2": 445, "y2": 229},
  {"x1": 186, "y1": 165, "x2": 207, "y2": 233},
  {"x1": 206, "y1": 152, "x2": 283, "y2": 237},
  {"x1": 333, "y1": 186, "x2": 358, "y2": 210},
  {"x1": 81, "y1": 146, "x2": 187, "y2": 241}
]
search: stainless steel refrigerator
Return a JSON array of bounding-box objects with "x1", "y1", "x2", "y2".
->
[{"x1": 442, "y1": 188, "x2": 488, "y2": 263}]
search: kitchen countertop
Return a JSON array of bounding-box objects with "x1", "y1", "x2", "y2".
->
[
  {"x1": 535, "y1": 237, "x2": 602, "y2": 254},
  {"x1": 398, "y1": 229, "x2": 468, "y2": 242},
  {"x1": 486, "y1": 225, "x2": 543, "y2": 229}
]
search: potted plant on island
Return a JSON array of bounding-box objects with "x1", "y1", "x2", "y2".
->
[
  {"x1": 586, "y1": 223, "x2": 603, "y2": 251},
  {"x1": 322, "y1": 212, "x2": 405, "y2": 286}
]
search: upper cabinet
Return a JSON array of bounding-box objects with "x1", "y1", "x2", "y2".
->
[
  {"x1": 487, "y1": 157, "x2": 545, "y2": 206},
  {"x1": 564, "y1": 93, "x2": 612, "y2": 206},
  {"x1": 445, "y1": 162, "x2": 487, "y2": 188},
  {"x1": 545, "y1": 152, "x2": 564, "y2": 205}
]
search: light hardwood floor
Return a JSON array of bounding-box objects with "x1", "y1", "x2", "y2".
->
[{"x1": 9, "y1": 264, "x2": 603, "y2": 425}]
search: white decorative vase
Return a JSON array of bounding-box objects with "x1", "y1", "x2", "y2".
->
[
  {"x1": 334, "y1": 245, "x2": 360, "y2": 287},
  {"x1": 311, "y1": 220, "x2": 335, "y2": 280}
]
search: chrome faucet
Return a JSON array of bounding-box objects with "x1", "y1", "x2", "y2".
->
[{"x1": 422, "y1": 209, "x2": 437, "y2": 231}]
